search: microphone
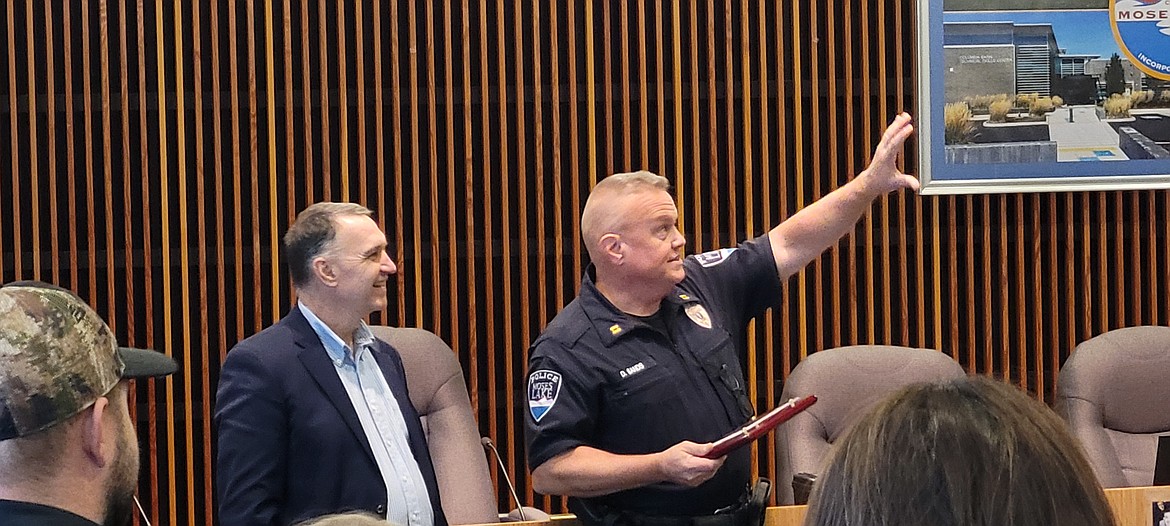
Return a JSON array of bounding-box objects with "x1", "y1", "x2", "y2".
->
[
  {"x1": 133, "y1": 495, "x2": 153, "y2": 526},
  {"x1": 481, "y1": 436, "x2": 527, "y2": 521}
]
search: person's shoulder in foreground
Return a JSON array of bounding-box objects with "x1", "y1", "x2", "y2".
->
[{"x1": 803, "y1": 374, "x2": 1117, "y2": 526}]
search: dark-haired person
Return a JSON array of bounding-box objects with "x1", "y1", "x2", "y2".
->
[
  {"x1": 803, "y1": 375, "x2": 1117, "y2": 526},
  {"x1": 0, "y1": 282, "x2": 177, "y2": 526},
  {"x1": 215, "y1": 203, "x2": 447, "y2": 526}
]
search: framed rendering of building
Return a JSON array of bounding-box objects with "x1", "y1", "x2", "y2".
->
[{"x1": 917, "y1": 0, "x2": 1170, "y2": 194}]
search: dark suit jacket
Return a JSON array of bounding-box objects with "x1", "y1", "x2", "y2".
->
[{"x1": 214, "y1": 307, "x2": 448, "y2": 526}]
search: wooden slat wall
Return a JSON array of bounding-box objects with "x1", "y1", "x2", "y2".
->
[{"x1": 1, "y1": 1, "x2": 1166, "y2": 523}]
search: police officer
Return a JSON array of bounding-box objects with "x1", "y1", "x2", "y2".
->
[{"x1": 524, "y1": 114, "x2": 918, "y2": 526}]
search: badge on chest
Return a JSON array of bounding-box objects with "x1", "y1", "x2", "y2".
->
[{"x1": 685, "y1": 303, "x2": 713, "y2": 329}]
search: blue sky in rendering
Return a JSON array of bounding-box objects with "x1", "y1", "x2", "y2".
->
[{"x1": 945, "y1": 10, "x2": 1121, "y2": 57}]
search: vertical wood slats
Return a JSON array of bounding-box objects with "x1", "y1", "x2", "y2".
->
[
  {"x1": 283, "y1": 0, "x2": 295, "y2": 222},
  {"x1": 407, "y1": 0, "x2": 421, "y2": 322},
  {"x1": 495, "y1": 0, "x2": 515, "y2": 480},
  {"x1": 299, "y1": 0, "x2": 313, "y2": 198},
  {"x1": 389, "y1": 0, "x2": 404, "y2": 324},
  {"x1": 841, "y1": 0, "x2": 858, "y2": 344},
  {"x1": 476, "y1": 0, "x2": 497, "y2": 457},
  {"x1": 6, "y1": 1, "x2": 20, "y2": 278},
  {"x1": 265, "y1": 0, "x2": 280, "y2": 330},
  {"x1": 147, "y1": 1, "x2": 178, "y2": 523},
  {"x1": 131, "y1": 0, "x2": 163, "y2": 519},
  {"x1": 22, "y1": 0, "x2": 38, "y2": 280},
  {"x1": 373, "y1": 0, "x2": 387, "y2": 322},
  {"x1": 442, "y1": 0, "x2": 458, "y2": 428},
  {"x1": 190, "y1": 1, "x2": 214, "y2": 518},
  {"x1": 5, "y1": 1, "x2": 1170, "y2": 522},
  {"x1": 317, "y1": 0, "x2": 330, "y2": 192},
  {"x1": 424, "y1": 0, "x2": 440, "y2": 360},
  {"x1": 44, "y1": 0, "x2": 59, "y2": 284},
  {"x1": 531, "y1": 0, "x2": 548, "y2": 506},
  {"x1": 738, "y1": 0, "x2": 753, "y2": 472},
  {"x1": 510, "y1": 0, "x2": 530, "y2": 482},
  {"x1": 246, "y1": 0, "x2": 262, "y2": 334},
  {"x1": 807, "y1": 0, "x2": 824, "y2": 352}
]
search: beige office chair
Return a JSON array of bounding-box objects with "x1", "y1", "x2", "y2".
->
[
  {"x1": 773, "y1": 345, "x2": 966, "y2": 504},
  {"x1": 371, "y1": 326, "x2": 548, "y2": 523},
  {"x1": 1056, "y1": 326, "x2": 1170, "y2": 488}
]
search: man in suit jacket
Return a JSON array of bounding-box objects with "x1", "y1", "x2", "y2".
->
[{"x1": 215, "y1": 202, "x2": 448, "y2": 526}]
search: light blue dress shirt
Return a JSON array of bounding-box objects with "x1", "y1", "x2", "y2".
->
[{"x1": 299, "y1": 302, "x2": 435, "y2": 526}]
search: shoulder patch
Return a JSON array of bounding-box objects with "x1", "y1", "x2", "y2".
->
[
  {"x1": 528, "y1": 370, "x2": 562, "y2": 422},
  {"x1": 694, "y1": 248, "x2": 737, "y2": 268}
]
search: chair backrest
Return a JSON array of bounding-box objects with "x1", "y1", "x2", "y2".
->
[
  {"x1": 369, "y1": 326, "x2": 499, "y2": 524},
  {"x1": 1056, "y1": 326, "x2": 1170, "y2": 488},
  {"x1": 773, "y1": 345, "x2": 966, "y2": 504}
]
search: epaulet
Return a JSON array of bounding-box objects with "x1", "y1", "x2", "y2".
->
[{"x1": 531, "y1": 302, "x2": 590, "y2": 351}]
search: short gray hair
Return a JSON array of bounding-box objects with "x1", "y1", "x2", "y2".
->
[
  {"x1": 283, "y1": 202, "x2": 373, "y2": 287},
  {"x1": 592, "y1": 170, "x2": 670, "y2": 194},
  {"x1": 581, "y1": 171, "x2": 672, "y2": 248}
]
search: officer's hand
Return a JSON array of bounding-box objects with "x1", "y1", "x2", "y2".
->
[
  {"x1": 656, "y1": 441, "x2": 725, "y2": 487},
  {"x1": 858, "y1": 112, "x2": 919, "y2": 195}
]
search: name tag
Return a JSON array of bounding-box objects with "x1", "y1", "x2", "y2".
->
[{"x1": 619, "y1": 361, "x2": 646, "y2": 379}]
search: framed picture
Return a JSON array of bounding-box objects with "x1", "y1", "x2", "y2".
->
[{"x1": 916, "y1": 0, "x2": 1170, "y2": 194}]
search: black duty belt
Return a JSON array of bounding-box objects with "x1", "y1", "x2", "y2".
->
[{"x1": 577, "y1": 479, "x2": 772, "y2": 526}]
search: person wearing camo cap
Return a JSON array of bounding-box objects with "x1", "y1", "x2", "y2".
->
[{"x1": 0, "y1": 282, "x2": 177, "y2": 526}]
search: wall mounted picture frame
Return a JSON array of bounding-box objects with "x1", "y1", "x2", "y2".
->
[{"x1": 916, "y1": 0, "x2": 1170, "y2": 194}]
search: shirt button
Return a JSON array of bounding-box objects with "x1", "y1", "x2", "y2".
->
[{"x1": 376, "y1": 504, "x2": 386, "y2": 515}]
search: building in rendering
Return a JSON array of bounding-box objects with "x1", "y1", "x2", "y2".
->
[{"x1": 943, "y1": 21, "x2": 1147, "y2": 103}]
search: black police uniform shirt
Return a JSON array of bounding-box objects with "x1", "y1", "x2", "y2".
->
[{"x1": 525, "y1": 234, "x2": 783, "y2": 517}]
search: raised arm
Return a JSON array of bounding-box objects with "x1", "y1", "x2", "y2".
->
[{"x1": 768, "y1": 112, "x2": 918, "y2": 279}]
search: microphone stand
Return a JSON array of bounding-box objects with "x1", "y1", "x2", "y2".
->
[{"x1": 481, "y1": 437, "x2": 527, "y2": 521}]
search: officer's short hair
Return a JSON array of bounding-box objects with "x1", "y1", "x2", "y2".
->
[
  {"x1": 582, "y1": 171, "x2": 673, "y2": 248},
  {"x1": 283, "y1": 202, "x2": 374, "y2": 287},
  {"x1": 594, "y1": 170, "x2": 670, "y2": 194}
]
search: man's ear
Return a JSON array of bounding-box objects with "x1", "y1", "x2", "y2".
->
[
  {"x1": 80, "y1": 397, "x2": 112, "y2": 468},
  {"x1": 311, "y1": 256, "x2": 337, "y2": 287},
  {"x1": 598, "y1": 233, "x2": 623, "y2": 265}
]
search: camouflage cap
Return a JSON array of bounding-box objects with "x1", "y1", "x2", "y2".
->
[{"x1": 0, "y1": 282, "x2": 177, "y2": 441}]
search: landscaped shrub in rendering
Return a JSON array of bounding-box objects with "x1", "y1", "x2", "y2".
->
[
  {"x1": 1015, "y1": 93, "x2": 1039, "y2": 108},
  {"x1": 1029, "y1": 96, "x2": 1055, "y2": 116},
  {"x1": 1051, "y1": 95, "x2": 1064, "y2": 107},
  {"x1": 965, "y1": 94, "x2": 1010, "y2": 111},
  {"x1": 944, "y1": 102, "x2": 977, "y2": 144},
  {"x1": 1130, "y1": 90, "x2": 1154, "y2": 108},
  {"x1": 989, "y1": 100, "x2": 1011, "y2": 122},
  {"x1": 1103, "y1": 94, "x2": 1132, "y2": 118}
]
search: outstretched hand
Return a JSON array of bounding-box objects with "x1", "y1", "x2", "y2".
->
[
  {"x1": 656, "y1": 441, "x2": 725, "y2": 487},
  {"x1": 860, "y1": 112, "x2": 919, "y2": 195}
]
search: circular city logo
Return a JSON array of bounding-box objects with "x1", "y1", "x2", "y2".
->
[{"x1": 1112, "y1": 0, "x2": 1170, "y2": 79}]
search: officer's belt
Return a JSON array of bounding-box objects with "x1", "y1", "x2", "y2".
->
[{"x1": 579, "y1": 479, "x2": 771, "y2": 526}]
